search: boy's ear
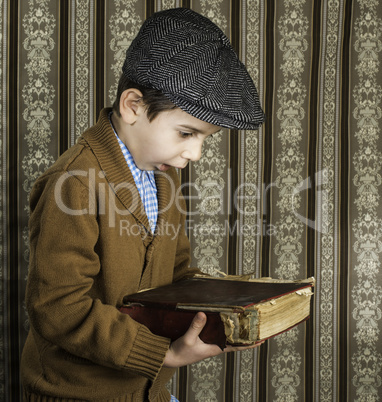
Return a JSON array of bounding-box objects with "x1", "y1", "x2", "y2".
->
[{"x1": 119, "y1": 89, "x2": 144, "y2": 124}]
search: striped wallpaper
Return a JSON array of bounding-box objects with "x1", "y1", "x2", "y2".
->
[{"x1": 1, "y1": 0, "x2": 382, "y2": 401}]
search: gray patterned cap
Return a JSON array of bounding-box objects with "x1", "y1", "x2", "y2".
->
[{"x1": 122, "y1": 8, "x2": 265, "y2": 130}]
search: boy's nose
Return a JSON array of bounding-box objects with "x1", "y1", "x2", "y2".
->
[{"x1": 183, "y1": 143, "x2": 203, "y2": 162}]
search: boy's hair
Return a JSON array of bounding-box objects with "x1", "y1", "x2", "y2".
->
[{"x1": 113, "y1": 73, "x2": 176, "y2": 121}]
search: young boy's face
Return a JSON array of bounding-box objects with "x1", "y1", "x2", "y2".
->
[{"x1": 127, "y1": 107, "x2": 221, "y2": 172}]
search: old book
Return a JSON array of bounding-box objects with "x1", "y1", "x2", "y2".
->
[{"x1": 120, "y1": 276, "x2": 314, "y2": 350}]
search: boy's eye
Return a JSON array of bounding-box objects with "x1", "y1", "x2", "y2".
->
[{"x1": 179, "y1": 131, "x2": 193, "y2": 138}]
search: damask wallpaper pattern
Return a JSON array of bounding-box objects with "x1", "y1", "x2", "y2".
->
[{"x1": 1, "y1": 0, "x2": 381, "y2": 401}]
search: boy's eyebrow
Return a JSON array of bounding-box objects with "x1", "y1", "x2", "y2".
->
[
  {"x1": 177, "y1": 124, "x2": 204, "y2": 133},
  {"x1": 177, "y1": 124, "x2": 220, "y2": 135}
]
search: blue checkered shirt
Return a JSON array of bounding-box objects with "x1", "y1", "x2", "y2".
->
[{"x1": 109, "y1": 114, "x2": 158, "y2": 233}]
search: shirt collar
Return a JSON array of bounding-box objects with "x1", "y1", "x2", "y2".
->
[{"x1": 108, "y1": 111, "x2": 155, "y2": 185}]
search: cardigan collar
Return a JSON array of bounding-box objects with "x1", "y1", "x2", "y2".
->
[{"x1": 81, "y1": 108, "x2": 176, "y2": 244}]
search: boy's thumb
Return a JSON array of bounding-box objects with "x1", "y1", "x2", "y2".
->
[{"x1": 189, "y1": 312, "x2": 207, "y2": 335}]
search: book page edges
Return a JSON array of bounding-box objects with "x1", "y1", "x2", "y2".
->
[
  {"x1": 137, "y1": 276, "x2": 316, "y2": 293},
  {"x1": 193, "y1": 274, "x2": 315, "y2": 286},
  {"x1": 197, "y1": 286, "x2": 312, "y2": 345},
  {"x1": 257, "y1": 287, "x2": 312, "y2": 340}
]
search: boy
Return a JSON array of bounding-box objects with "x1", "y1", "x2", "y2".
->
[{"x1": 21, "y1": 8, "x2": 265, "y2": 402}]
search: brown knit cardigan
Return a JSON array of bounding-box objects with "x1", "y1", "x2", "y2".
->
[{"x1": 21, "y1": 108, "x2": 201, "y2": 402}]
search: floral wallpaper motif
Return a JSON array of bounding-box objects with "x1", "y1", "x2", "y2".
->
[
  {"x1": 72, "y1": 0, "x2": 94, "y2": 143},
  {"x1": 22, "y1": 0, "x2": 56, "y2": 193},
  {"x1": 316, "y1": 0, "x2": 341, "y2": 399},
  {"x1": 20, "y1": 0, "x2": 57, "y2": 345},
  {"x1": 270, "y1": 1, "x2": 309, "y2": 400},
  {"x1": 237, "y1": 2, "x2": 263, "y2": 399},
  {"x1": 351, "y1": 1, "x2": 382, "y2": 401},
  {"x1": 108, "y1": 0, "x2": 142, "y2": 105}
]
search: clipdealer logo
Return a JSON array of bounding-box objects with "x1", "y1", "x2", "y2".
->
[{"x1": 53, "y1": 168, "x2": 328, "y2": 234}]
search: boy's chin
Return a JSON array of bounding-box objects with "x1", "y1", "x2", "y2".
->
[
  {"x1": 157, "y1": 164, "x2": 172, "y2": 172},
  {"x1": 157, "y1": 163, "x2": 187, "y2": 171}
]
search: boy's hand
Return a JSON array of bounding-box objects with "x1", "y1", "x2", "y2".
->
[{"x1": 163, "y1": 312, "x2": 264, "y2": 368}]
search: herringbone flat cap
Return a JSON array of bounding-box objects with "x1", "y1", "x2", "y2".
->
[{"x1": 122, "y1": 8, "x2": 265, "y2": 130}]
